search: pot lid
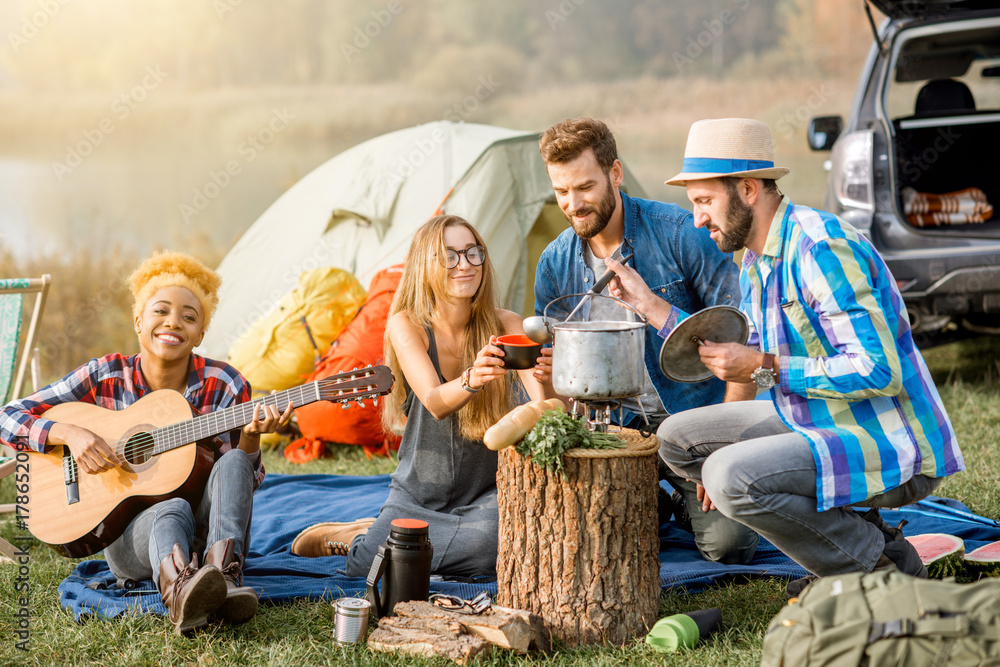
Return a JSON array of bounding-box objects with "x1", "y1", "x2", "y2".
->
[{"x1": 658, "y1": 305, "x2": 749, "y2": 383}]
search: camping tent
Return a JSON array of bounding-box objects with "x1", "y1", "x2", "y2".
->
[{"x1": 199, "y1": 121, "x2": 647, "y2": 358}]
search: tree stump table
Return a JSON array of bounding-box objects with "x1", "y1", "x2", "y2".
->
[{"x1": 496, "y1": 429, "x2": 660, "y2": 647}]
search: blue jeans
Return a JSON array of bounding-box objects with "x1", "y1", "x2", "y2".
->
[
  {"x1": 657, "y1": 401, "x2": 939, "y2": 576},
  {"x1": 104, "y1": 448, "x2": 256, "y2": 587}
]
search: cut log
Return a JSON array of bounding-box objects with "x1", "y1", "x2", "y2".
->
[
  {"x1": 496, "y1": 428, "x2": 661, "y2": 647},
  {"x1": 392, "y1": 600, "x2": 550, "y2": 653},
  {"x1": 367, "y1": 616, "x2": 491, "y2": 664},
  {"x1": 492, "y1": 604, "x2": 552, "y2": 653}
]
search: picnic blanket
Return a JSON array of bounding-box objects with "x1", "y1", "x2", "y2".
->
[{"x1": 59, "y1": 474, "x2": 1000, "y2": 621}]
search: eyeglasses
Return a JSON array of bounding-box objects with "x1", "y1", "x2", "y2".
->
[
  {"x1": 443, "y1": 245, "x2": 486, "y2": 269},
  {"x1": 428, "y1": 591, "x2": 491, "y2": 615}
]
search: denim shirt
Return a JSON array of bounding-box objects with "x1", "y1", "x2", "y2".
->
[{"x1": 533, "y1": 191, "x2": 740, "y2": 422}]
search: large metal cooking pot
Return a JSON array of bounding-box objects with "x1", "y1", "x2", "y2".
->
[{"x1": 544, "y1": 293, "x2": 647, "y2": 400}]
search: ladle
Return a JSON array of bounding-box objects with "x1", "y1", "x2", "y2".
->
[{"x1": 523, "y1": 252, "x2": 633, "y2": 344}]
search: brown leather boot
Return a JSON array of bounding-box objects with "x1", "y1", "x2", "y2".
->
[
  {"x1": 290, "y1": 518, "x2": 377, "y2": 557},
  {"x1": 157, "y1": 543, "x2": 228, "y2": 635},
  {"x1": 205, "y1": 539, "x2": 258, "y2": 624}
]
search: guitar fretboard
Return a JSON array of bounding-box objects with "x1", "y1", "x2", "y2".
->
[
  {"x1": 150, "y1": 384, "x2": 318, "y2": 454},
  {"x1": 143, "y1": 366, "x2": 389, "y2": 455}
]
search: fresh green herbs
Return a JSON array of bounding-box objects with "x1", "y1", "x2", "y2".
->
[{"x1": 515, "y1": 409, "x2": 624, "y2": 474}]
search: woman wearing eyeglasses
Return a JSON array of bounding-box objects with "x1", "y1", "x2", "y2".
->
[{"x1": 291, "y1": 215, "x2": 553, "y2": 578}]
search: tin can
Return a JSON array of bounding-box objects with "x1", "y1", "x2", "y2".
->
[{"x1": 332, "y1": 597, "x2": 371, "y2": 645}]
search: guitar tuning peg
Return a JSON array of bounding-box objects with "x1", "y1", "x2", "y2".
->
[
  {"x1": 372, "y1": 396, "x2": 378, "y2": 407},
  {"x1": 341, "y1": 402, "x2": 349, "y2": 410},
  {"x1": 356, "y1": 399, "x2": 365, "y2": 408}
]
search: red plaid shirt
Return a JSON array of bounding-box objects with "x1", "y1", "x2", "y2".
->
[{"x1": 0, "y1": 353, "x2": 264, "y2": 489}]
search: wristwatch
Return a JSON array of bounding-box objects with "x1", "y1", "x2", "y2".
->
[
  {"x1": 460, "y1": 367, "x2": 481, "y2": 393},
  {"x1": 750, "y1": 353, "x2": 777, "y2": 390}
]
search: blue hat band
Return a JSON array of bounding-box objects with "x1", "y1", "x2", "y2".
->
[{"x1": 681, "y1": 157, "x2": 774, "y2": 174}]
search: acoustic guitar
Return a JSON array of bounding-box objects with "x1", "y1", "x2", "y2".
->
[{"x1": 24, "y1": 365, "x2": 393, "y2": 558}]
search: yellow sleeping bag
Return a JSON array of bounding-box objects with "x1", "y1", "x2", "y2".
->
[{"x1": 227, "y1": 267, "x2": 367, "y2": 392}]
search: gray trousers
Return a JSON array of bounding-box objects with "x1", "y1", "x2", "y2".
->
[
  {"x1": 104, "y1": 448, "x2": 256, "y2": 587},
  {"x1": 657, "y1": 400, "x2": 939, "y2": 576}
]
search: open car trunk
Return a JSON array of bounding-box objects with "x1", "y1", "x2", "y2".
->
[
  {"x1": 870, "y1": 0, "x2": 1000, "y2": 21},
  {"x1": 886, "y1": 14, "x2": 1000, "y2": 237},
  {"x1": 893, "y1": 114, "x2": 1000, "y2": 237}
]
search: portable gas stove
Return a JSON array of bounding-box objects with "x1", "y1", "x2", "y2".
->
[{"x1": 567, "y1": 398, "x2": 650, "y2": 434}]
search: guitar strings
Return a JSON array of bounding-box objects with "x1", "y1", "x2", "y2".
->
[{"x1": 119, "y1": 371, "x2": 383, "y2": 458}]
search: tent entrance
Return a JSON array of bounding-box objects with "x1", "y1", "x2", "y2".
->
[{"x1": 522, "y1": 200, "x2": 569, "y2": 317}]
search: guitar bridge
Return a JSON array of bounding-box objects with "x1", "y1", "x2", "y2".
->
[{"x1": 62, "y1": 449, "x2": 80, "y2": 505}]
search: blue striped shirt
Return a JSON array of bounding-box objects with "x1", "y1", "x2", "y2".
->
[{"x1": 742, "y1": 198, "x2": 962, "y2": 511}]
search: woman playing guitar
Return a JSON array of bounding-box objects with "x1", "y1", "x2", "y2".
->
[{"x1": 0, "y1": 251, "x2": 291, "y2": 634}]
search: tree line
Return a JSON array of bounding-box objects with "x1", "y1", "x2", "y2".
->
[{"x1": 2, "y1": 0, "x2": 873, "y2": 92}]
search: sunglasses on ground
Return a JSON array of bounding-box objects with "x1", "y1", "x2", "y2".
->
[
  {"x1": 428, "y1": 590, "x2": 491, "y2": 615},
  {"x1": 443, "y1": 245, "x2": 486, "y2": 269}
]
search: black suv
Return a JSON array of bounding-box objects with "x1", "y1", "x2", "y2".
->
[{"x1": 809, "y1": 0, "x2": 1000, "y2": 345}]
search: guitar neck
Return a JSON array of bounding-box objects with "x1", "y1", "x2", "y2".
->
[
  {"x1": 150, "y1": 366, "x2": 391, "y2": 455},
  {"x1": 153, "y1": 384, "x2": 315, "y2": 454}
]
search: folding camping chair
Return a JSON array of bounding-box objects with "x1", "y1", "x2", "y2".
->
[{"x1": 0, "y1": 275, "x2": 51, "y2": 560}]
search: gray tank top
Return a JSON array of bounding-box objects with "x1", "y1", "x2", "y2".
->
[{"x1": 390, "y1": 326, "x2": 498, "y2": 510}]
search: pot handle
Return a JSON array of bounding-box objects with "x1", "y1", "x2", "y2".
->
[{"x1": 543, "y1": 293, "x2": 648, "y2": 325}]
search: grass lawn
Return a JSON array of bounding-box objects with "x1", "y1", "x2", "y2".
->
[{"x1": 1, "y1": 337, "x2": 998, "y2": 666}]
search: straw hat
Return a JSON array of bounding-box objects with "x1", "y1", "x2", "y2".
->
[{"x1": 665, "y1": 118, "x2": 789, "y2": 186}]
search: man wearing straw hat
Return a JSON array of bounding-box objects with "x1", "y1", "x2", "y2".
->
[{"x1": 611, "y1": 118, "x2": 962, "y2": 596}]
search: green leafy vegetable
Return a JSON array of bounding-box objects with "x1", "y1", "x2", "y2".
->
[{"x1": 515, "y1": 409, "x2": 624, "y2": 474}]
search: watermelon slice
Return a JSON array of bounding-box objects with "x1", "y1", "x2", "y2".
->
[
  {"x1": 963, "y1": 541, "x2": 1000, "y2": 580},
  {"x1": 905, "y1": 533, "x2": 965, "y2": 579}
]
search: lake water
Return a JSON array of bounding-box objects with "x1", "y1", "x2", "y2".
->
[
  {"x1": 0, "y1": 142, "x2": 337, "y2": 258},
  {"x1": 0, "y1": 134, "x2": 828, "y2": 261}
]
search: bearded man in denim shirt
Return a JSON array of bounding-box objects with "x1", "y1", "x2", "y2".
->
[{"x1": 533, "y1": 117, "x2": 756, "y2": 565}]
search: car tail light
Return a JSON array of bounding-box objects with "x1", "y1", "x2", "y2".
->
[{"x1": 831, "y1": 130, "x2": 874, "y2": 211}]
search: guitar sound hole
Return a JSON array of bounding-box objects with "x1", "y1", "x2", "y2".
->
[{"x1": 123, "y1": 432, "x2": 155, "y2": 465}]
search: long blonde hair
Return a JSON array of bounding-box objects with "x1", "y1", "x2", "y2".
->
[{"x1": 382, "y1": 215, "x2": 515, "y2": 441}]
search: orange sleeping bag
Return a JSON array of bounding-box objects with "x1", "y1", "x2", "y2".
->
[{"x1": 287, "y1": 264, "x2": 404, "y2": 460}]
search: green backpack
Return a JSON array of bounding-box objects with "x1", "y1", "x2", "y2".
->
[{"x1": 760, "y1": 570, "x2": 1000, "y2": 666}]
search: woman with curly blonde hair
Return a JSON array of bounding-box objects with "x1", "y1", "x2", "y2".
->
[
  {"x1": 292, "y1": 215, "x2": 552, "y2": 577},
  {"x1": 0, "y1": 251, "x2": 290, "y2": 634}
]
